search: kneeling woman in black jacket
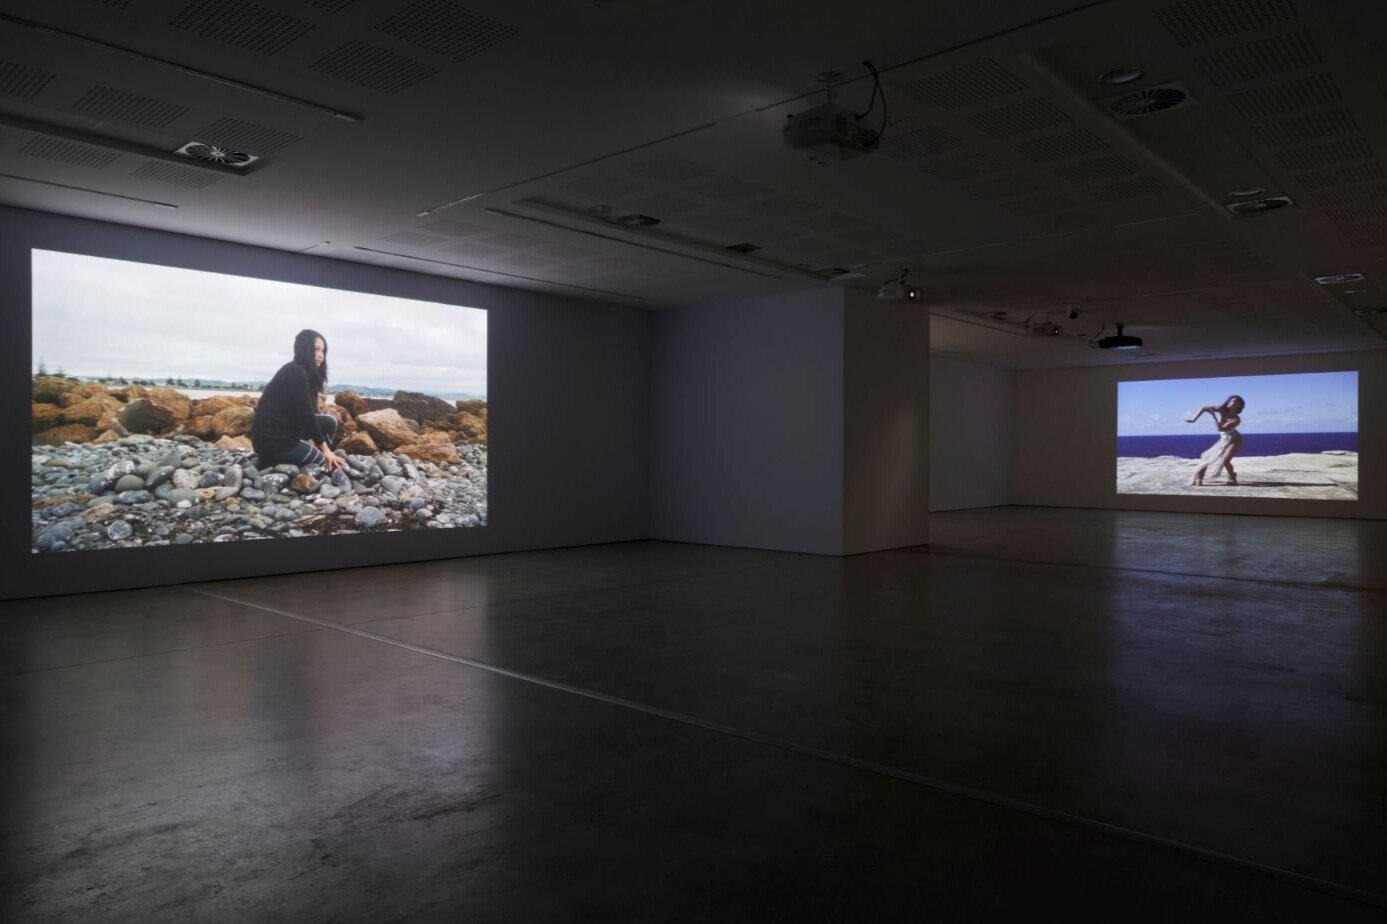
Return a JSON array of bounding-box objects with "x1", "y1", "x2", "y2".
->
[{"x1": 250, "y1": 328, "x2": 347, "y2": 470}]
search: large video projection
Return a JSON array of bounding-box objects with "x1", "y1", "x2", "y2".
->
[
  {"x1": 1117, "y1": 372, "x2": 1358, "y2": 500},
  {"x1": 31, "y1": 249, "x2": 487, "y2": 552}
]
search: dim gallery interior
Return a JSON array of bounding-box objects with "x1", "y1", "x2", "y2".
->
[{"x1": 2, "y1": 0, "x2": 1385, "y2": 919}]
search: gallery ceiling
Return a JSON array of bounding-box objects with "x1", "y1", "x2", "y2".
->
[{"x1": 2, "y1": 0, "x2": 1386, "y2": 366}]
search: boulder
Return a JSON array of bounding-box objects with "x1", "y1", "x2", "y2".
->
[
  {"x1": 454, "y1": 411, "x2": 488, "y2": 444},
  {"x1": 339, "y1": 431, "x2": 378, "y2": 455},
  {"x1": 393, "y1": 390, "x2": 456, "y2": 425},
  {"x1": 192, "y1": 395, "x2": 245, "y2": 417},
  {"x1": 183, "y1": 415, "x2": 217, "y2": 439},
  {"x1": 215, "y1": 435, "x2": 253, "y2": 451},
  {"x1": 118, "y1": 397, "x2": 178, "y2": 434},
  {"x1": 32, "y1": 403, "x2": 65, "y2": 433},
  {"x1": 456, "y1": 398, "x2": 487, "y2": 420},
  {"x1": 145, "y1": 387, "x2": 193, "y2": 420},
  {"x1": 93, "y1": 430, "x2": 122, "y2": 444},
  {"x1": 109, "y1": 384, "x2": 148, "y2": 402},
  {"x1": 58, "y1": 382, "x2": 110, "y2": 407},
  {"x1": 355, "y1": 409, "x2": 416, "y2": 451},
  {"x1": 332, "y1": 390, "x2": 370, "y2": 418},
  {"x1": 210, "y1": 405, "x2": 255, "y2": 437},
  {"x1": 31, "y1": 376, "x2": 80, "y2": 404},
  {"x1": 35, "y1": 423, "x2": 101, "y2": 445},
  {"x1": 63, "y1": 394, "x2": 123, "y2": 427},
  {"x1": 396, "y1": 438, "x2": 459, "y2": 465}
]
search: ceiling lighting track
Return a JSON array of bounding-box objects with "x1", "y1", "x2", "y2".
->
[
  {"x1": 0, "y1": 171, "x2": 176, "y2": 209},
  {"x1": 352, "y1": 247, "x2": 644, "y2": 301},
  {"x1": 488, "y1": 202, "x2": 818, "y2": 281},
  {"x1": 0, "y1": 12, "x2": 362, "y2": 123},
  {"x1": 0, "y1": 111, "x2": 249, "y2": 175}
]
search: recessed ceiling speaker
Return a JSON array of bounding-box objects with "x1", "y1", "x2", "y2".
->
[
  {"x1": 175, "y1": 141, "x2": 260, "y2": 168},
  {"x1": 1104, "y1": 82, "x2": 1195, "y2": 119}
]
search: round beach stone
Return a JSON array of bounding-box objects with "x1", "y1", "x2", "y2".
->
[
  {"x1": 106, "y1": 520, "x2": 133, "y2": 541},
  {"x1": 355, "y1": 506, "x2": 385, "y2": 529},
  {"x1": 114, "y1": 474, "x2": 145, "y2": 492}
]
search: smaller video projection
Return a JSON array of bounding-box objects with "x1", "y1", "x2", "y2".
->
[
  {"x1": 1117, "y1": 372, "x2": 1358, "y2": 500},
  {"x1": 32, "y1": 249, "x2": 487, "y2": 552}
]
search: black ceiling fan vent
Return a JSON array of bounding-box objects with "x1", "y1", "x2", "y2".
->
[
  {"x1": 1105, "y1": 83, "x2": 1195, "y2": 119},
  {"x1": 175, "y1": 141, "x2": 260, "y2": 168},
  {"x1": 1226, "y1": 195, "x2": 1294, "y2": 214}
]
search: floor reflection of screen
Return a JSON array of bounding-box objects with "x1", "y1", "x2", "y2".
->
[
  {"x1": 1116, "y1": 372, "x2": 1358, "y2": 500},
  {"x1": 31, "y1": 249, "x2": 488, "y2": 552}
]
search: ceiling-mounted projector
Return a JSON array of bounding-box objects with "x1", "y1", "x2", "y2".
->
[
  {"x1": 877, "y1": 269, "x2": 918, "y2": 302},
  {"x1": 783, "y1": 103, "x2": 878, "y2": 163},
  {"x1": 1098, "y1": 322, "x2": 1142, "y2": 350}
]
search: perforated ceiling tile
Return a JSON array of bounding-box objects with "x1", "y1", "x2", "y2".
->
[
  {"x1": 1253, "y1": 108, "x2": 1358, "y2": 147},
  {"x1": 1088, "y1": 176, "x2": 1167, "y2": 200},
  {"x1": 535, "y1": 244, "x2": 597, "y2": 259},
  {"x1": 879, "y1": 125, "x2": 964, "y2": 159},
  {"x1": 1194, "y1": 31, "x2": 1321, "y2": 87},
  {"x1": 791, "y1": 212, "x2": 867, "y2": 233},
  {"x1": 130, "y1": 161, "x2": 222, "y2": 188},
  {"x1": 71, "y1": 85, "x2": 189, "y2": 129},
  {"x1": 169, "y1": 0, "x2": 315, "y2": 55},
  {"x1": 1031, "y1": 209, "x2": 1104, "y2": 228},
  {"x1": 376, "y1": 0, "x2": 516, "y2": 63},
  {"x1": 560, "y1": 173, "x2": 645, "y2": 201},
  {"x1": 1326, "y1": 201, "x2": 1387, "y2": 223},
  {"x1": 683, "y1": 175, "x2": 769, "y2": 201},
  {"x1": 1052, "y1": 154, "x2": 1143, "y2": 183},
  {"x1": 1224, "y1": 72, "x2": 1340, "y2": 119},
  {"x1": 964, "y1": 98, "x2": 1072, "y2": 138},
  {"x1": 1012, "y1": 129, "x2": 1108, "y2": 163},
  {"x1": 19, "y1": 136, "x2": 120, "y2": 169},
  {"x1": 422, "y1": 219, "x2": 486, "y2": 236},
  {"x1": 0, "y1": 60, "x2": 56, "y2": 100},
  {"x1": 895, "y1": 59, "x2": 1026, "y2": 109},
  {"x1": 962, "y1": 174, "x2": 1044, "y2": 198},
  {"x1": 447, "y1": 241, "x2": 505, "y2": 258},
  {"x1": 1155, "y1": 0, "x2": 1298, "y2": 46},
  {"x1": 195, "y1": 117, "x2": 301, "y2": 155},
  {"x1": 619, "y1": 192, "x2": 701, "y2": 217},
  {"x1": 619, "y1": 155, "x2": 715, "y2": 184},
  {"x1": 1294, "y1": 161, "x2": 1384, "y2": 189},
  {"x1": 310, "y1": 41, "x2": 437, "y2": 94},
  {"x1": 743, "y1": 194, "x2": 820, "y2": 218},
  {"x1": 1000, "y1": 193, "x2": 1077, "y2": 216},
  {"x1": 302, "y1": 0, "x2": 356, "y2": 10},
  {"x1": 379, "y1": 229, "x2": 447, "y2": 247},
  {"x1": 494, "y1": 252, "x2": 562, "y2": 268},
  {"x1": 920, "y1": 151, "x2": 1007, "y2": 180},
  {"x1": 485, "y1": 232, "x2": 544, "y2": 249},
  {"x1": 1275, "y1": 136, "x2": 1373, "y2": 170},
  {"x1": 676, "y1": 210, "x2": 752, "y2": 233}
]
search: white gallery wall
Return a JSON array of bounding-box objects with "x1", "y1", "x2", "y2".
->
[
  {"x1": 3, "y1": 206, "x2": 651, "y2": 598},
  {"x1": 929, "y1": 356, "x2": 1011, "y2": 512},
  {"x1": 1012, "y1": 349, "x2": 1387, "y2": 519}
]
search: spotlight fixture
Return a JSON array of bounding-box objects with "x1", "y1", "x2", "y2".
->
[
  {"x1": 1099, "y1": 66, "x2": 1145, "y2": 85},
  {"x1": 1314, "y1": 272, "x2": 1365, "y2": 285},
  {"x1": 1097, "y1": 321, "x2": 1142, "y2": 350},
  {"x1": 1066, "y1": 304, "x2": 1079, "y2": 320}
]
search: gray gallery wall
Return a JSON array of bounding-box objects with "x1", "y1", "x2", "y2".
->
[
  {"x1": 929, "y1": 356, "x2": 1011, "y2": 512},
  {"x1": 647, "y1": 287, "x2": 847, "y2": 555},
  {"x1": 3, "y1": 206, "x2": 651, "y2": 599},
  {"x1": 1012, "y1": 349, "x2": 1386, "y2": 519}
]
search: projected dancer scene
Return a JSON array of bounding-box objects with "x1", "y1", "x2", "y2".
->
[
  {"x1": 1116, "y1": 372, "x2": 1357, "y2": 500},
  {"x1": 31, "y1": 250, "x2": 487, "y2": 552}
]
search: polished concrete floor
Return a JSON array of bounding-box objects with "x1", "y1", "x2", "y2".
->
[{"x1": 2, "y1": 507, "x2": 1384, "y2": 921}]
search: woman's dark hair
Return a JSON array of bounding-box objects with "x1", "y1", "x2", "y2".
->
[
  {"x1": 1225, "y1": 394, "x2": 1245, "y2": 411},
  {"x1": 293, "y1": 328, "x2": 328, "y2": 392}
]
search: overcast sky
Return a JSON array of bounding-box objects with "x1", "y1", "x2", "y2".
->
[
  {"x1": 31, "y1": 249, "x2": 487, "y2": 398},
  {"x1": 1118, "y1": 372, "x2": 1358, "y2": 436}
]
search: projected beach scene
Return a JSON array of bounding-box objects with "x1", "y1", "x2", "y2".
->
[
  {"x1": 31, "y1": 250, "x2": 487, "y2": 552},
  {"x1": 1116, "y1": 372, "x2": 1358, "y2": 500}
]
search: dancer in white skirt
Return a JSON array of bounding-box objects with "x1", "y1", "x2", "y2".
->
[{"x1": 1186, "y1": 395, "x2": 1245, "y2": 486}]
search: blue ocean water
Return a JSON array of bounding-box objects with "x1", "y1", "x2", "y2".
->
[{"x1": 1117, "y1": 432, "x2": 1358, "y2": 458}]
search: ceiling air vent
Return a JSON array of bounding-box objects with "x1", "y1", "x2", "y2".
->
[
  {"x1": 175, "y1": 140, "x2": 260, "y2": 168},
  {"x1": 1225, "y1": 195, "x2": 1294, "y2": 214},
  {"x1": 1104, "y1": 82, "x2": 1196, "y2": 119}
]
